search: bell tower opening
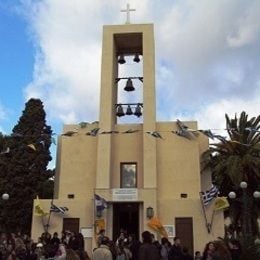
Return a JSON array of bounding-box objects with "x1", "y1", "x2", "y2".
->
[{"x1": 114, "y1": 33, "x2": 143, "y2": 124}]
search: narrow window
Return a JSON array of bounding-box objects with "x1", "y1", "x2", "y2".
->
[{"x1": 120, "y1": 163, "x2": 137, "y2": 188}]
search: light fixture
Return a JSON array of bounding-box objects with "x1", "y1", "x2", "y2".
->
[
  {"x1": 116, "y1": 104, "x2": 125, "y2": 117},
  {"x1": 125, "y1": 105, "x2": 133, "y2": 115},
  {"x1": 96, "y1": 210, "x2": 102, "y2": 218},
  {"x1": 118, "y1": 54, "x2": 126, "y2": 64},
  {"x1": 134, "y1": 104, "x2": 142, "y2": 117},
  {"x1": 228, "y1": 191, "x2": 236, "y2": 199},
  {"x1": 2, "y1": 193, "x2": 9, "y2": 201},
  {"x1": 133, "y1": 53, "x2": 140, "y2": 63},
  {"x1": 240, "y1": 181, "x2": 248, "y2": 189},
  {"x1": 146, "y1": 206, "x2": 154, "y2": 219},
  {"x1": 124, "y1": 78, "x2": 135, "y2": 92}
]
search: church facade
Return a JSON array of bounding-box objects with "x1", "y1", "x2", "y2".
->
[{"x1": 31, "y1": 23, "x2": 224, "y2": 254}]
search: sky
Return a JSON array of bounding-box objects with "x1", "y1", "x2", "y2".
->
[{"x1": 0, "y1": 0, "x2": 260, "y2": 167}]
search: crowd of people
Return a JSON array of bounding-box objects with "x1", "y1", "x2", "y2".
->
[
  {"x1": 0, "y1": 231, "x2": 90, "y2": 259},
  {"x1": 0, "y1": 229, "x2": 241, "y2": 259},
  {"x1": 94, "y1": 229, "x2": 241, "y2": 260}
]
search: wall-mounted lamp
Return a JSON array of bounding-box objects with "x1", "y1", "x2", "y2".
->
[
  {"x1": 146, "y1": 206, "x2": 154, "y2": 219},
  {"x1": 96, "y1": 210, "x2": 102, "y2": 218}
]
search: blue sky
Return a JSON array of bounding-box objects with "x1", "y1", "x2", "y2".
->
[{"x1": 0, "y1": 0, "x2": 260, "y2": 168}]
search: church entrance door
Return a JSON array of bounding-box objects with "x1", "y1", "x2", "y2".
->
[{"x1": 113, "y1": 202, "x2": 139, "y2": 241}]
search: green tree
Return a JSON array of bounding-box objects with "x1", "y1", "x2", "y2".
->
[
  {"x1": 0, "y1": 98, "x2": 53, "y2": 233},
  {"x1": 202, "y1": 111, "x2": 260, "y2": 237}
]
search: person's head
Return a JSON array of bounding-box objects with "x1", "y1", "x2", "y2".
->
[
  {"x1": 142, "y1": 231, "x2": 152, "y2": 244},
  {"x1": 208, "y1": 242, "x2": 215, "y2": 251},
  {"x1": 174, "y1": 237, "x2": 181, "y2": 245},
  {"x1": 100, "y1": 236, "x2": 110, "y2": 246},
  {"x1": 161, "y1": 237, "x2": 169, "y2": 245},
  {"x1": 53, "y1": 232, "x2": 58, "y2": 238},
  {"x1": 195, "y1": 251, "x2": 201, "y2": 257}
]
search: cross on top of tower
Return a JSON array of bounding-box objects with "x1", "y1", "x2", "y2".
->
[{"x1": 120, "y1": 3, "x2": 136, "y2": 24}]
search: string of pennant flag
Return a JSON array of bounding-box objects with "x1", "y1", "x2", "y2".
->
[
  {"x1": 61, "y1": 119, "x2": 260, "y2": 141},
  {"x1": 1, "y1": 119, "x2": 259, "y2": 155}
]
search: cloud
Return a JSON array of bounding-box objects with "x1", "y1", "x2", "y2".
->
[{"x1": 19, "y1": 0, "x2": 260, "y2": 129}]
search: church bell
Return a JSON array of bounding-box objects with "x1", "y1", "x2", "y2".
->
[
  {"x1": 134, "y1": 104, "x2": 142, "y2": 117},
  {"x1": 125, "y1": 105, "x2": 133, "y2": 115},
  {"x1": 124, "y1": 78, "x2": 135, "y2": 92},
  {"x1": 133, "y1": 53, "x2": 140, "y2": 63},
  {"x1": 118, "y1": 54, "x2": 126, "y2": 64},
  {"x1": 116, "y1": 105, "x2": 125, "y2": 117}
]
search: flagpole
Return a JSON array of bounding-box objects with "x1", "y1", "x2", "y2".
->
[
  {"x1": 199, "y1": 192, "x2": 211, "y2": 233},
  {"x1": 46, "y1": 194, "x2": 54, "y2": 233}
]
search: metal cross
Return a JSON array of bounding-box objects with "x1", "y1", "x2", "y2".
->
[{"x1": 120, "y1": 3, "x2": 136, "y2": 24}]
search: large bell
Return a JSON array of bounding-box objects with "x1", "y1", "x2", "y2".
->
[
  {"x1": 116, "y1": 105, "x2": 125, "y2": 117},
  {"x1": 134, "y1": 104, "x2": 142, "y2": 117},
  {"x1": 124, "y1": 78, "x2": 135, "y2": 91},
  {"x1": 125, "y1": 105, "x2": 133, "y2": 115},
  {"x1": 118, "y1": 54, "x2": 126, "y2": 64},
  {"x1": 133, "y1": 53, "x2": 140, "y2": 63}
]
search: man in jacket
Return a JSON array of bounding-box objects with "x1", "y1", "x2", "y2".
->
[
  {"x1": 138, "y1": 231, "x2": 160, "y2": 260},
  {"x1": 93, "y1": 236, "x2": 113, "y2": 260}
]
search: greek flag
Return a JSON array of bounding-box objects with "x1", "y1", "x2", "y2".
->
[
  {"x1": 95, "y1": 194, "x2": 108, "y2": 211},
  {"x1": 50, "y1": 203, "x2": 68, "y2": 214},
  {"x1": 201, "y1": 185, "x2": 219, "y2": 206}
]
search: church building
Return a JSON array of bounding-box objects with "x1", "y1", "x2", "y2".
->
[{"x1": 31, "y1": 19, "x2": 224, "y2": 255}]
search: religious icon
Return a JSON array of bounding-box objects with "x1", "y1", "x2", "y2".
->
[{"x1": 121, "y1": 163, "x2": 137, "y2": 188}]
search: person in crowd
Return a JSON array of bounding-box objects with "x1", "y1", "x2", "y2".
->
[
  {"x1": 66, "y1": 248, "x2": 80, "y2": 260},
  {"x1": 202, "y1": 242, "x2": 215, "y2": 260},
  {"x1": 151, "y1": 233, "x2": 161, "y2": 256},
  {"x1": 97, "y1": 229, "x2": 106, "y2": 247},
  {"x1": 211, "y1": 240, "x2": 231, "y2": 260},
  {"x1": 194, "y1": 251, "x2": 202, "y2": 260},
  {"x1": 161, "y1": 237, "x2": 171, "y2": 260},
  {"x1": 228, "y1": 239, "x2": 241, "y2": 260},
  {"x1": 181, "y1": 247, "x2": 193, "y2": 260},
  {"x1": 50, "y1": 232, "x2": 60, "y2": 246},
  {"x1": 138, "y1": 231, "x2": 160, "y2": 260},
  {"x1": 168, "y1": 237, "x2": 183, "y2": 260},
  {"x1": 128, "y1": 234, "x2": 140, "y2": 260},
  {"x1": 93, "y1": 236, "x2": 113, "y2": 260}
]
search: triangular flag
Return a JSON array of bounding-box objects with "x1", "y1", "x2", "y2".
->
[{"x1": 27, "y1": 144, "x2": 36, "y2": 151}]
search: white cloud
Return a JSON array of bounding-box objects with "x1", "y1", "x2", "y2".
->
[{"x1": 18, "y1": 0, "x2": 260, "y2": 129}]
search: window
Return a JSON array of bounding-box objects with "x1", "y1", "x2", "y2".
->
[{"x1": 120, "y1": 163, "x2": 137, "y2": 188}]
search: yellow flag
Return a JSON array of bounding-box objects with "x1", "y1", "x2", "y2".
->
[
  {"x1": 34, "y1": 196, "x2": 49, "y2": 217},
  {"x1": 27, "y1": 144, "x2": 36, "y2": 151},
  {"x1": 95, "y1": 219, "x2": 105, "y2": 234},
  {"x1": 148, "y1": 217, "x2": 168, "y2": 238},
  {"x1": 214, "y1": 197, "x2": 229, "y2": 211}
]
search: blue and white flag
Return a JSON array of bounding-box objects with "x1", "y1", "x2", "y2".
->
[
  {"x1": 50, "y1": 203, "x2": 68, "y2": 214},
  {"x1": 94, "y1": 194, "x2": 108, "y2": 211},
  {"x1": 201, "y1": 185, "x2": 219, "y2": 206}
]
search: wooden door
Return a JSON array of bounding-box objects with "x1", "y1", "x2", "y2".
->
[
  {"x1": 63, "y1": 218, "x2": 80, "y2": 233},
  {"x1": 175, "y1": 217, "x2": 194, "y2": 255}
]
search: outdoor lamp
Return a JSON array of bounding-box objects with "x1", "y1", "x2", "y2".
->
[
  {"x1": 146, "y1": 206, "x2": 154, "y2": 219},
  {"x1": 96, "y1": 210, "x2": 102, "y2": 218},
  {"x1": 2, "y1": 193, "x2": 9, "y2": 201}
]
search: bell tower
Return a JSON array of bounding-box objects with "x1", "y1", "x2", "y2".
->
[{"x1": 96, "y1": 23, "x2": 157, "y2": 190}]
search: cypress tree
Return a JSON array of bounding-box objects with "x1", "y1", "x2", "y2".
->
[{"x1": 0, "y1": 98, "x2": 53, "y2": 233}]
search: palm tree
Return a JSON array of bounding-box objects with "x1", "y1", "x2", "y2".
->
[{"x1": 202, "y1": 111, "x2": 260, "y2": 237}]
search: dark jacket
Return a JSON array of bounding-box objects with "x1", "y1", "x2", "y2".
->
[
  {"x1": 169, "y1": 244, "x2": 183, "y2": 260},
  {"x1": 138, "y1": 243, "x2": 160, "y2": 260}
]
